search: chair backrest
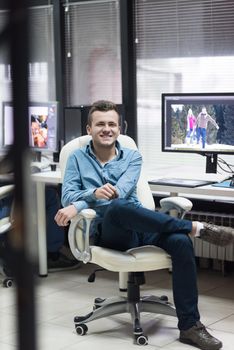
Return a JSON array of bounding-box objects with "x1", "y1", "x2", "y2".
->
[{"x1": 59, "y1": 134, "x2": 155, "y2": 211}]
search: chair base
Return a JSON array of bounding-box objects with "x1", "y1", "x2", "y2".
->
[
  {"x1": 74, "y1": 273, "x2": 177, "y2": 345},
  {"x1": 0, "y1": 264, "x2": 13, "y2": 288},
  {"x1": 0, "y1": 236, "x2": 13, "y2": 288}
]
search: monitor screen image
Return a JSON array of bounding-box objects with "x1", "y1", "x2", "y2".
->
[
  {"x1": 162, "y1": 93, "x2": 234, "y2": 155},
  {"x1": 2, "y1": 101, "x2": 58, "y2": 153}
]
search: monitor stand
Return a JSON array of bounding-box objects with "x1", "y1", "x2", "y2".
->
[{"x1": 205, "y1": 153, "x2": 217, "y2": 173}]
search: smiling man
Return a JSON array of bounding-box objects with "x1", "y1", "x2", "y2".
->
[
  {"x1": 55, "y1": 100, "x2": 142, "y2": 227},
  {"x1": 55, "y1": 100, "x2": 234, "y2": 350}
]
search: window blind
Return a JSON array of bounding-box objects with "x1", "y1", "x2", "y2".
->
[
  {"x1": 135, "y1": 0, "x2": 234, "y2": 179},
  {"x1": 28, "y1": 5, "x2": 56, "y2": 101},
  {"x1": 0, "y1": 5, "x2": 55, "y2": 146},
  {"x1": 0, "y1": 6, "x2": 55, "y2": 102},
  {"x1": 136, "y1": 0, "x2": 234, "y2": 59},
  {"x1": 63, "y1": 0, "x2": 122, "y2": 106}
]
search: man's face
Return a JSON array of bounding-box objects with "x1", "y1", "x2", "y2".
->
[{"x1": 86, "y1": 109, "x2": 120, "y2": 148}]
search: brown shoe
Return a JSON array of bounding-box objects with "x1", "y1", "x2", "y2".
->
[
  {"x1": 200, "y1": 222, "x2": 234, "y2": 247},
  {"x1": 180, "y1": 321, "x2": 222, "y2": 350}
]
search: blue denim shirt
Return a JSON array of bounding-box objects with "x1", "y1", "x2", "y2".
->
[{"x1": 61, "y1": 140, "x2": 142, "y2": 235}]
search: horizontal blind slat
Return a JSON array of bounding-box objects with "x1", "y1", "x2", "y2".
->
[
  {"x1": 136, "y1": 0, "x2": 234, "y2": 179},
  {"x1": 64, "y1": 0, "x2": 121, "y2": 106}
]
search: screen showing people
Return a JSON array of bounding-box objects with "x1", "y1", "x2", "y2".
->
[
  {"x1": 2, "y1": 102, "x2": 58, "y2": 152},
  {"x1": 162, "y1": 94, "x2": 234, "y2": 153},
  {"x1": 29, "y1": 104, "x2": 57, "y2": 151}
]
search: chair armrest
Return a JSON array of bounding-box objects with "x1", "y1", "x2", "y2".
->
[
  {"x1": 0, "y1": 185, "x2": 14, "y2": 234},
  {"x1": 159, "y1": 196, "x2": 193, "y2": 219},
  {"x1": 68, "y1": 208, "x2": 96, "y2": 264},
  {"x1": 0, "y1": 185, "x2": 14, "y2": 200}
]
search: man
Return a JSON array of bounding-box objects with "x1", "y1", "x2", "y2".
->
[
  {"x1": 55, "y1": 100, "x2": 234, "y2": 350},
  {"x1": 196, "y1": 106, "x2": 219, "y2": 148}
]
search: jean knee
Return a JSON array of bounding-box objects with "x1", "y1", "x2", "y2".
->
[
  {"x1": 169, "y1": 234, "x2": 194, "y2": 261},
  {"x1": 107, "y1": 198, "x2": 128, "y2": 215}
]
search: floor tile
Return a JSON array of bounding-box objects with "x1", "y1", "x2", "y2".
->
[
  {"x1": 0, "y1": 266, "x2": 234, "y2": 350},
  {"x1": 0, "y1": 342, "x2": 17, "y2": 350},
  {"x1": 211, "y1": 314, "x2": 234, "y2": 333}
]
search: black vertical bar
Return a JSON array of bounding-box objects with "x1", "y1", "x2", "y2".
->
[
  {"x1": 9, "y1": 1, "x2": 37, "y2": 350},
  {"x1": 53, "y1": 0, "x2": 65, "y2": 144},
  {"x1": 120, "y1": 0, "x2": 137, "y2": 142}
]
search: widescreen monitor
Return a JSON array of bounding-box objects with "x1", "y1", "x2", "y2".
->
[
  {"x1": 2, "y1": 101, "x2": 58, "y2": 153},
  {"x1": 162, "y1": 93, "x2": 234, "y2": 172}
]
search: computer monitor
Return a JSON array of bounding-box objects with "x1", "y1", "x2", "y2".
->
[
  {"x1": 162, "y1": 93, "x2": 234, "y2": 173},
  {"x1": 2, "y1": 101, "x2": 58, "y2": 154}
]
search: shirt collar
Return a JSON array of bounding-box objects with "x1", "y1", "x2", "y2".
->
[{"x1": 86, "y1": 140, "x2": 123, "y2": 160}]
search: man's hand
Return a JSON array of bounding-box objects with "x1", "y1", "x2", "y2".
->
[
  {"x1": 94, "y1": 183, "x2": 118, "y2": 200},
  {"x1": 54, "y1": 204, "x2": 77, "y2": 226}
]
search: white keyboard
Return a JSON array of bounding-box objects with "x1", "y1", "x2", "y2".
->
[{"x1": 31, "y1": 161, "x2": 50, "y2": 172}]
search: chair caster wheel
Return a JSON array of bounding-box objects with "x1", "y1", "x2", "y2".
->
[
  {"x1": 93, "y1": 297, "x2": 105, "y2": 310},
  {"x1": 3, "y1": 278, "x2": 13, "y2": 288},
  {"x1": 135, "y1": 334, "x2": 148, "y2": 345},
  {"x1": 94, "y1": 297, "x2": 105, "y2": 304},
  {"x1": 75, "y1": 323, "x2": 88, "y2": 336},
  {"x1": 160, "y1": 295, "x2": 168, "y2": 301}
]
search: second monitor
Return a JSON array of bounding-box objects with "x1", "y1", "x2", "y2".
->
[
  {"x1": 2, "y1": 101, "x2": 59, "y2": 154},
  {"x1": 161, "y1": 92, "x2": 234, "y2": 173}
]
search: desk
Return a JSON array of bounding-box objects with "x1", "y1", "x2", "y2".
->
[
  {"x1": 31, "y1": 170, "x2": 61, "y2": 276},
  {"x1": 149, "y1": 182, "x2": 234, "y2": 201},
  {"x1": 32, "y1": 170, "x2": 234, "y2": 276}
]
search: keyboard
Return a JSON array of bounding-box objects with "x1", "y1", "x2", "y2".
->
[
  {"x1": 30, "y1": 161, "x2": 51, "y2": 173},
  {"x1": 148, "y1": 178, "x2": 215, "y2": 188}
]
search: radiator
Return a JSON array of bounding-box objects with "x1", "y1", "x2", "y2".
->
[{"x1": 185, "y1": 211, "x2": 234, "y2": 262}]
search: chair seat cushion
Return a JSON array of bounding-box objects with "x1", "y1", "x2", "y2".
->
[{"x1": 90, "y1": 245, "x2": 171, "y2": 272}]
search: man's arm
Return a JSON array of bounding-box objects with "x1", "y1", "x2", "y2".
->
[
  {"x1": 54, "y1": 204, "x2": 77, "y2": 226},
  {"x1": 56, "y1": 153, "x2": 92, "y2": 227},
  {"x1": 207, "y1": 114, "x2": 219, "y2": 129},
  {"x1": 114, "y1": 150, "x2": 142, "y2": 199},
  {"x1": 55, "y1": 181, "x2": 118, "y2": 227},
  {"x1": 61, "y1": 153, "x2": 97, "y2": 208},
  {"x1": 94, "y1": 151, "x2": 142, "y2": 200},
  {"x1": 94, "y1": 183, "x2": 118, "y2": 200}
]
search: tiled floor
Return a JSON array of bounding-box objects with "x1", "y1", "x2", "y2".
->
[{"x1": 0, "y1": 263, "x2": 234, "y2": 350}]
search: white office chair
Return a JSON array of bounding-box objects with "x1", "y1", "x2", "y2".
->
[
  {"x1": 59, "y1": 134, "x2": 193, "y2": 345},
  {"x1": 0, "y1": 184, "x2": 14, "y2": 287}
]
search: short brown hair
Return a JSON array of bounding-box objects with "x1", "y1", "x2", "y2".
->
[{"x1": 87, "y1": 100, "x2": 121, "y2": 126}]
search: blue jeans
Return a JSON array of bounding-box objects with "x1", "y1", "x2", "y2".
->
[
  {"x1": 98, "y1": 199, "x2": 200, "y2": 331},
  {"x1": 197, "y1": 127, "x2": 207, "y2": 148},
  {"x1": 0, "y1": 196, "x2": 12, "y2": 219},
  {"x1": 45, "y1": 186, "x2": 65, "y2": 252}
]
